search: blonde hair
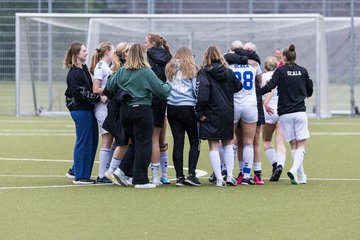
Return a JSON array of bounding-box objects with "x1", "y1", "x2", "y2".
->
[
  {"x1": 201, "y1": 45, "x2": 228, "y2": 68},
  {"x1": 63, "y1": 41, "x2": 84, "y2": 69},
  {"x1": 230, "y1": 40, "x2": 243, "y2": 51},
  {"x1": 244, "y1": 42, "x2": 257, "y2": 52},
  {"x1": 89, "y1": 42, "x2": 113, "y2": 75},
  {"x1": 165, "y1": 47, "x2": 198, "y2": 81},
  {"x1": 146, "y1": 33, "x2": 171, "y2": 53},
  {"x1": 264, "y1": 56, "x2": 278, "y2": 72},
  {"x1": 111, "y1": 42, "x2": 132, "y2": 72},
  {"x1": 124, "y1": 44, "x2": 151, "y2": 70}
]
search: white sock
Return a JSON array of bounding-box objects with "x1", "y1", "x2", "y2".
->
[
  {"x1": 243, "y1": 144, "x2": 254, "y2": 178},
  {"x1": 291, "y1": 150, "x2": 296, "y2": 160},
  {"x1": 109, "y1": 157, "x2": 121, "y2": 173},
  {"x1": 290, "y1": 148, "x2": 305, "y2": 173},
  {"x1": 160, "y1": 144, "x2": 168, "y2": 178},
  {"x1": 265, "y1": 148, "x2": 276, "y2": 165},
  {"x1": 277, "y1": 152, "x2": 286, "y2": 168},
  {"x1": 238, "y1": 160, "x2": 244, "y2": 173},
  {"x1": 232, "y1": 144, "x2": 238, "y2": 161},
  {"x1": 151, "y1": 163, "x2": 160, "y2": 179},
  {"x1": 254, "y1": 161, "x2": 262, "y2": 171},
  {"x1": 209, "y1": 150, "x2": 222, "y2": 180},
  {"x1": 99, "y1": 148, "x2": 111, "y2": 178},
  {"x1": 219, "y1": 145, "x2": 225, "y2": 170},
  {"x1": 297, "y1": 162, "x2": 305, "y2": 177},
  {"x1": 223, "y1": 145, "x2": 234, "y2": 178}
]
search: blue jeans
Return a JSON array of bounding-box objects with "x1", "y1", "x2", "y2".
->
[{"x1": 70, "y1": 110, "x2": 98, "y2": 179}]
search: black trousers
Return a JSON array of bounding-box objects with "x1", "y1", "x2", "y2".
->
[
  {"x1": 120, "y1": 105, "x2": 153, "y2": 185},
  {"x1": 167, "y1": 105, "x2": 200, "y2": 178}
]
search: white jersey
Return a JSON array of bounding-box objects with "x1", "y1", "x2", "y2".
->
[
  {"x1": 93, "y1": 60, "x2": 112, "y2": 134},
  {"x1": 229, "y1": 64, "x2": 262, "y2": 106},
  {"x1": 261, "y1": 71, "x2": 278, "y2": 108}
]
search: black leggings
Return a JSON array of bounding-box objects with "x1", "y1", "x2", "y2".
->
[{"x1": 167, "y1": 105, "x2": 200, "y2": 178}]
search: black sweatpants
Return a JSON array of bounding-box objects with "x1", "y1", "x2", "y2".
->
[{"x1": 167, "y1": 105, "x2": 200, "y2": 178}]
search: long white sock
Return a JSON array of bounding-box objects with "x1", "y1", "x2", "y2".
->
[
  {"x1": 265, "y1": 148, "x2": 277, "y2": 165},
  {"x1": 99, "y1": 148, "x2": 111, "y2": 178},
  {"x1": 151, "y1": 163, "x2": 160, "y2": 179},
  {"x1": 290, "y1": 148, "x2": 305, "y2": 173},
  {"x1": 232, "y1": 144, "x2": 238, "y2": 161},
  {"x1": 109, "y1": 157, "x2": 121, "y2": 173},
  {"x1": 243, "y1": 144, "x2": 254, "y2": 178},
  {"x1": 254, "y1": 161, "x2": 262, "y2": 171},
  {"x1": 209, "y1": 150, "x2": 222, "y2": 180},
  {"x1": 219, "y1": 145, "x2": 225, "y2": 170},
  {"x1": 160, "y1": 144, "x2": 168, "y2": 178},
  {"x1": 277, "y1": 152, "x2": 286, "y2": 168},
  {"x1": 238, "y1": 160, "x2": 244, "y2": 173},
  {"x1": 223, "y1": 145, "x2": 234, "y2": 178},
  {"x1": 297, "y1": 162, "x2": 305, "y2": 177}
]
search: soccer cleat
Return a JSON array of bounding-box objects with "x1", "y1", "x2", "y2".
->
[
  {"x1": 185, "y1": 174, "x2": 201, "y2": 186},
  {"x1": 287, "y1": 171, "x2": 299, "y2": 185},
  {"x1": 152, "y1": 177, "x2": 163, "y2": 186},
  {"x1": 272, "y1": 162, "x2": 277, "y2": 175},
  {"x1": 134, "y1": 183, "x2": 156, "y2": 189},
  {"x1": 65, "y1": 168, "x2": 75, "y2": 179},
  {"x1": 96, "y1": 176, "x2": 113, "y2": 184},
  {"x1": 105, "y1": 170, "x2": 121, "y2": 186},
  {"x1": 160, "y1": 176, "x2": 171, "y2": 184},
  {"x1": 254, "y1": 172, "x2": 265, "y2": 185},
  {"x1": 270, "y1": 165, "x2": 283, "y2": 182},
  {"x1": 113, "y1": 168, "x2": 129, "y2": 187},
  {"x1": 176, "y1": 176, "x2": 186, "y2": 187},
  {"x1": 126, "y1": 176, "x2": 133, "y2": 186},
  {"x1": 73, "y1": 178, "x2": 96, "y2": 185},
  {"x1": 221, "y1": 169, "x2": 228, "y2": 181},
  {"x1": 226, "y1": 176, "x2": 237, "y2": 186},
  {"x1": 236, "y1": 172, "x2": 243, "y2": 185},
  {"x1": 208, "y1": 172, "x2": 217, "y2": 183},
  {"x1": 216, "y1": 179, "x2": 226, "y2": 187},
  {"x1": 298, "y1": 175, "x2": 307, "y2": 184},
  {"x1": 241, "y1": 177, "x2": 255, "y2": 185}
]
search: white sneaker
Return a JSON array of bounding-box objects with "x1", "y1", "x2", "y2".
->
[
  {"x1": 152, "y1": 177, "x2": 163, "y2": 186},
  {"x1": 216, "y1": 179, "x2": 226, "y2": 187},
  {"x1": 226, "y1": 176, "x2": 237, "y2": 186},
  {"x1": 105, "y1": 170, "x2": 121, "y2": 186},
  {"x1": 126, "y1": 176, "x2": 133, "y2": 186},
  {"x1": 134, "y1": 183, "x2": 157, "y2": 189},
  {"x1": 113, "y1": 168, "x2": 128, "y2": 187},
  {"x1": 287, "y1": 170, "x2": 299, "y2": 185},
  {"x1": 298, "y1": 175, "x2": 307, "y2": 184}
]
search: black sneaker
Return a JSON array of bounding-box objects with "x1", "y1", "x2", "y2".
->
[
  {"x1": 176, "y1": 176, "x2": 186, "y2": 187},
  {"x1": 270, "y1": 165, "x2": 283, "y2": 182},
  {"x1": 272, "y1": 162, "x2": 277, "y2": 175},
  {"x1": 185, "y1": 174, "x2": 201, "y2": 186},
  {"x1": 96, "y1": 176, "x2": 113, "y2": 184},
  {"x1": 208, "y1": 172, "x2": 217, "y2": 183},
  {"x1": 73, "y1": 178, "x2": 96, "y2": 185},
  {"x1": 66, "y1": 168, "x2": 75, "y2": 179},
  {"x1": 221, "y1": 169, "x2": 227, "y2": 181},
  {"x1": 241, "y1": 176, "x2": 255, "y2": 185}
]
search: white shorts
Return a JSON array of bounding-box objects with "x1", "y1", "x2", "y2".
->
[
  {"x1": 279, "y1": 112, "x2": 309, "y2": 142},
  {"x1": 94, "y1": 103, "x2": 109, "y2": 135},
  {"x1": 234, "y1": 103, "x2": 258, "y2": 124},
  {"x1": 264, "y1": 107, "x2": 279, "y2": 124}
]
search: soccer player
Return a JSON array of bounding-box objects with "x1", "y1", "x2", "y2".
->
[
  {"x1": 64, "y1": 41, "x2": 107, "y2": 184},
  {"x1": 196, "y1": 45, "x2": 242, "y2": 187},
  {"x1": 262, "y1": 44, "x2": 313, "y2": 185},
  {"x1": 261, "y1": 56, "x2": 287, "y2": 181},
  {"x1": 145, "y1": 33, "x2": 172, "y2": 185},
  {"x1": 165, "y1": 47, "x2": 201, "y2": 186},
  {"x1": 90, "y1": 42, "x2": 114, "y2": 184}
]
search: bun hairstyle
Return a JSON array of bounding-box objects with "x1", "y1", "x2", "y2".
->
[
  {"x1": 89, "y1": 42, "x2": 113, "y2": 75},
  {"x1": 283, "y1": 44, "x2": 296, "y2": 65}
]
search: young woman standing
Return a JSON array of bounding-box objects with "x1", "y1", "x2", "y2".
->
[
  {"x1": 64, "y1": 41, "x2": 107, "y2": 184},
  {"x1": 262, "y1": 44, "x2": 313, "y2": 184}
]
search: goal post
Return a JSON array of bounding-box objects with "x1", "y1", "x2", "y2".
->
[{"x1": 16, "y1": 13, "x2": 331, "y2": 118}]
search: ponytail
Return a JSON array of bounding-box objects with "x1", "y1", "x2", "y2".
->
[
  {"x1": 147, "y1": 33, "x2": 171, "y2": 55},
  {"x1": 89, "y1": 42, "x2": 113, "y2": 75}
]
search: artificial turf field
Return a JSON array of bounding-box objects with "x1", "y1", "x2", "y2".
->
[{"x1": 0, "y1": 116, "x2": 359, "y2": 240}]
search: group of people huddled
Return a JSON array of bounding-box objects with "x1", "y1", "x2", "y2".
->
[{"x1": 63, "y1": 33, "x2": 313, "y2": 189}]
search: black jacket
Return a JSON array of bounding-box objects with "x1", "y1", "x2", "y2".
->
[
  {"x1": 147, "y1": 47, "x2": 171, "y2": 82},
  {"x1": 261, "y1": 63, "x2": 313, "y2": 115},
  {"x1": 64, "y1": 64, "x2": 100, "y2": 111},
  {"x1": 196, "y1": 61, "x2": 242, "y2": 140}
]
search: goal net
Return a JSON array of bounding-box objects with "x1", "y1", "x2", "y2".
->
[{"x1": 16, "y1": 13, "x2": 333, "y2": 118}]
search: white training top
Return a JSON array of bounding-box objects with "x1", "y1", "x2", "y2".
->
[
  {"x1": 93, "y1": 60, "x2": 112, "y2": 90},
  {"x1": 261, "y1": 70, "x2": 278, "y2": 108},
  {"x1": 229, "y1": 63, "x2": 262, "y2": 106}
]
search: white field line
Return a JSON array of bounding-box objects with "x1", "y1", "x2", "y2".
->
[
  {"x1": 0, "y1": 133, "x2": 74, "y2": 136},
  {"x1": 0, "y1": 184, "x2": 105, "y2": 190},
  {"x1": 0, "y1": 120, "x2": 70, "y2": 123},
  {"x1": 0, "y1": 129, "x2": 73, "y2": 132},
  {"x1": 311, "y1": 132, "x2": 360, "y2": 136}
]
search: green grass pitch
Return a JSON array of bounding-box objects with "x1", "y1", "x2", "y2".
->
[{"x1": 0, "y1": 116, "x2": 360, "y2": 240}]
